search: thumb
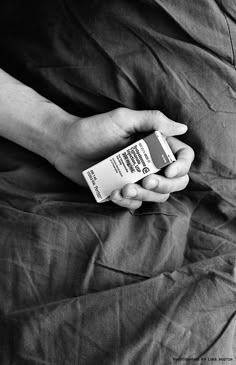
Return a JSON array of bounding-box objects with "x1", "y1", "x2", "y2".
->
[{"x1": 126, "y1": 109, "x2": 188, "y2": 137}]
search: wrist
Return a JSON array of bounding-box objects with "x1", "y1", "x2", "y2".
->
[{"x1": 35, "y1": 101, "x2": 76, "y2": 164}]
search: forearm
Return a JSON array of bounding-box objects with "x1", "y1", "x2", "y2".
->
[{"x1": 0, "y1": 68, "x2": 74, "y2": 162}]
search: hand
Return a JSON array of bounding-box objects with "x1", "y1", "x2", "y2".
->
[{"x1": 52, "y1": 108, "x2": 194, "y2": 209}]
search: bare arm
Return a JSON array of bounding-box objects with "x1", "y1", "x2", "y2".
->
[
  {"x1": 0, "y1": 68, "x2": 194, "y2": 209},
  {"x1": 0, "y1": 68, "x2": 74, "y2": 162}
]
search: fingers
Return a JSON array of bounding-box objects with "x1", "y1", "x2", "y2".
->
[
  {"x1": 110, "y1": 172, "x2": 190, "y2": 209},
  {"x1": 115, "y1": 108, "x2": 188, "y2": 137},
  {"x1": 110, "y1": 181, "x2": 170, "y2": 209},
  {"x1": 164, "y1": 136, "x2": 195, "y2": 178},
  {"x1": 108, "y1": 108, "x2": 194, "y2": 210},
  {"x1": 142, "y1": 174, "x2": 189, "y2": 193},
  {"x1": 110, "y1": 189, "x2": 143, "y2": 210},
  {"x1": 121, "y1": 183, "x2": 170, "y2": 202}
]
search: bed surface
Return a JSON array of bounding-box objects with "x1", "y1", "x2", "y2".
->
[{"x1": 0, "y1": 1, "x2": 235, "y2": 364}]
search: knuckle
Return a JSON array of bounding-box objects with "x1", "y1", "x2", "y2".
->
[
  {"x1": 113, "y1": 107, "x2": 128, "y2": 120},
  {"x1": 151, "y1": 110, "x2": 162, "y2": 118},
  {"x1": 145, "y1": 110, "x2": 162, "y2": 123},
  {"x1": 149, "y1": 110, "x2": 163, "y2": 124}
]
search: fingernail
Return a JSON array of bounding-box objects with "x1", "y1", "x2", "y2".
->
[
  {"x1": 125, "y1": 187, "x2": 137, "y2": 199},
  {"x1": 168, "y1": 166, "x2": 178, "y2": 178},
  {"x1": 145, "y1": 179, "x2": 157, "y2": 190},
  {"x1": 176, "y1": 123, "x2": 188, "y2": 131}
]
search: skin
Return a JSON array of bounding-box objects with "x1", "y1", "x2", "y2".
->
[
  {"x1": 0, "y1": 69, "x2": 194, "y2": 209},
  {"x1": 53, "y1": 108, "x2": 194, "y2": 209}
]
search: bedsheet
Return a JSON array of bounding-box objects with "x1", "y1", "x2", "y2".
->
[{"x1": 0, "y1": 1, "x2": 236, "y2": 364}]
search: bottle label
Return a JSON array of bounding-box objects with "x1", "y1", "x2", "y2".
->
[{"x1": 83, "y1": 131, "x2": 175, "y2": 203}]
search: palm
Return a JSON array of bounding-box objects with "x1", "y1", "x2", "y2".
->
[
  {"x1": 54, "y1": 108, "x2": 190, "y2": 188},
  {"x1": 54, "y1": 110, "x2": 132, "y2": 186}
]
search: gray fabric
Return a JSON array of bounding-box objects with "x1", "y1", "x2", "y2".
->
[{"x1": 0, "y1": 1, "x2": 235, "y2": 364}]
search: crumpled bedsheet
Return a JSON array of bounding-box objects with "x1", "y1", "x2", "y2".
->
[{"x1": 0, "y1": 1, "x2": 236, "y2": 364}]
